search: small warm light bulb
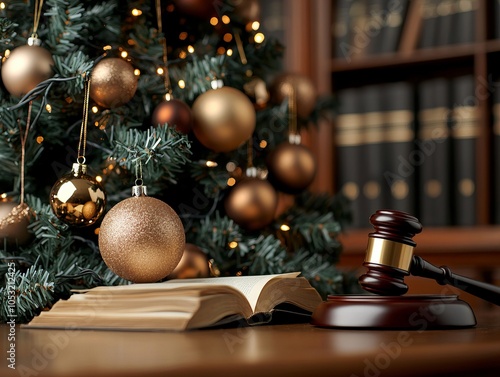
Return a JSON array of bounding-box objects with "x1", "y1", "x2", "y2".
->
[
  {"x1": 131, "y1": 8, "x2": 142, "y2": 16},
  {"x1": 280, "y1": 224, "x2": 291, "y2": 232},
  {"x1": 45, "y1": 104, "x2": 52, "y2": 113},
  {"x1": 223, "y1": 33, "x2": 233, "y2": 42},
  {"x1": 226, "y1": 162, "x2": 236, "y2": 172},
  {"x1": 103, "y1": 45, "x2": 112, "y2": 51},
  {"x1": 259, "y1": 140, "x2": 268, "y2": 148},
  {"x1": 95, "y1": 176, "x2": 103, "y2": 183},
  {"x1": 91, "y1": 106, "x2": 99, "y2": 113},
  {"x1": 157, "y1": 67, "x2": 164, "y2": 75},
  {"x1": 217, "y1": 46, "x2": 226, "y2": 55},
  {"x1": 1, "y1": 193, "x2": 7, "y2": 199},
  {"x1": 251, "y1": 21, "x2": 260, "y2": 31},
  {"x1": 178, "y1": 80, "x2": 186, "y2": 89},
  {"x1": 187, "y1": 45, "x2": 195, "y2": 53},
  {"x1": 227, "y1": 177, "x2": 236, "y2": 186},
  {"x1": 254, "y1": 33, "x2": 265, "y2": 43},
  {"x1": 226, "y1": 49, "x2": 233, "y2": 56},
  {"x1": 36, "y1": 136, "x2": 44, "y2": 144},
  {"x1": 0, "y1": 3, "x2": 5, "y2": 10},
  {"x1": 134, "y1": 69, "x2": 140, "y2": 76},
  {"x1": 179, "y1": 50, "x2": 187, "y2": 59},
  {"x1": 179, "y1": 32, "x2": 188, "y2": 40},
  {"x1": 222, "y1": 15, "x2": 230, "y2": 24},
  {"x1": 229, "y1": 241, "x2": 238, "y2": 249},
  {"x1": 206, "y1": 160, "x2": 218, "y2": 168},
  {"x1": 210, "y1": 17, "x2": 218, "y2": 26},
  {"x1": 94, "y1": 228, "x2": 100, "y2": 235},
  {"x1": 120, "y1": 51, "x2": 128, "y2": 58}
]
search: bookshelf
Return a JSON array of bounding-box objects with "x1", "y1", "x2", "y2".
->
[{"x1": 302, "y1": 0, "x2": 500, "y2": 280}]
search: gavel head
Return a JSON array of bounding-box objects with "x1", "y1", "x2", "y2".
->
[{"x1": 358, "y1": 210, "x2": 422, "y2": 296}]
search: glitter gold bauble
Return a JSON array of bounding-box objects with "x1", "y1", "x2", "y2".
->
[
  {"x1": 151, "y1": 98, "x2": 192, "y2": 134},
  {"x1": 49, "y1": 163, "x2": 107, "y2": 227},
  {"x1": 0, "y1": 202, "x2": 33, "y2": 247},
  {"x1": 225, "y1": 178, "x2": 278, "y2": 230},
  {"x1": 98, "y1": 188, "x2": 185, "y2": 283},
  {"x1": 167, "y1": 243, "x2": 210, "y2": 280},
  {"x1": 270, "y1": 73, "x2": 317, "y2": 118},
  {"x1": 267, "y1": 142, "x2": 316, "y2": 194},
  {"x1": 1, "y1": 44, "x2": 54, "y2": 97},
  {"x1": 192, "y1": 86, "x2": 256, "y2": 152},
  {"x1": 90, "y1": 58, "x2": 138, "y2": 108}
]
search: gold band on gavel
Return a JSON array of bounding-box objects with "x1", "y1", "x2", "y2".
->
[{"x1": 364, "y1": 238, "x2": 415, "y2": 272}]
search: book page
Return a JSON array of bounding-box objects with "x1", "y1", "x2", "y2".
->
[{"x1": 162, "y1": 272, "x2": 300, "y2": 311}]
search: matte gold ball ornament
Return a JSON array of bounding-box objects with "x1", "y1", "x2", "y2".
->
[
  {"x1": 230, "y1": 0, "x2": 261, "y2": 23},
  {"x1": 167, "y1": 243, "x2": 210, "y2": 280},
  {"x1": 151, "y1": 98, "x2": 192, "y2": 134},
  {"x1": 1, "y1": 42, "x2": 54, "y2": 97},
  {"x1": 267, "y1": 141, "x2": 316, "y2": 194},
  {"x1": 270, "y1": 73, "x2": 317, "y2": 118},
  {"x1": 90, "y1": 58, "x2": 138, "y2": 108},
  {"x1": 49, "y1": 163, "x2": 107, "y2": 227},
  {"x1": 225, "y1": 177, "x2": 278, "y2": 230},
  {"x1": 192, "y1": 84, "x2": 256, "y2": 152},
  {"x1": 0, "y1": 201, "x2": 33, "y2": 248},
  {"x1": 98, "y1": 185, "x2": 185, "y2": 283}
]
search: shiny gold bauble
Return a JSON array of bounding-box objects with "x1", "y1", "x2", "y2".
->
[
  {"x1": 90, "y1": 58, "x2": 138, "y2": 108},
  {"x1": 243, "y1": 77, "x2": 269, "y2": 109},
  {"x1": 98, "y1": 195, "x2": 185, "y2": 283},
  {"x1": 270, "y1": 73, "x2": 317, "y2": 118},
  {"x1": 225, "y1": 178, "x2": 278, "y2": 230},
  {"x1": 49, "y1": 163, "x2": 106, "y2": 227},
  {"x1": 267, "y1": 142, "x2": 316, "y2": 194},
  {"x1": 1, "y1": 44, "x2": 54, "y2": 97},
  {"x1": 173, "y1": 0, "x2": 216, "y2": 18},
  {"x1": 151, "y1": 98, "x2": 192, "y2": 134},
  {"x1": 192, "y1": 86, "x2": 256, "y2": 152},
  {"x1": 0, "y1": 202, "x2": 33, "y2": 247},
  {"x1": 167, "y1": 243, "x2": 210, "y2": 280}
]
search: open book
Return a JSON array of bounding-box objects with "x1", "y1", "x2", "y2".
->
[{"x1": 25, "y1": 272, "x2": 322, "y2": 331}]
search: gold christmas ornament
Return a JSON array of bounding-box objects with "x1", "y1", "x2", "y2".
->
[
  {"x1": 1, "y1": 44, "x2": 54, "y2": 97},
  {"x1": 231, "y1": 0, "x2": 261, "y2": 23},
  {"x1": 0, "y1": 202, "x2": 33, "y2": 247},
  {"x1": 167, "y1": 243, "x2": 210, "y2": 280},
  {"x1": 243, "y1": 77, "x2": 269, "y2": 109},
  {"x1": 49, "y1": 163, "x2": 107, "y2": 227},
  {"x1": 151, "y1": 98, "x2": 192, "y2": 134},
  {"x1": 267, "y1": 142, "x2": 316, "y2": 194},
  {"x1": 173, "y1": 0, "x2": 216, "y2": 18},
  {"x1": 98, "y1": 185, "x2": 185, "y2": 283},
  {"x1": 225, "y1": 177, "x2": 278, "y2": 230},
  {"x1": 192, "y1": 86, "x2": 256, "y2": 152},
  {"x1": 90, "y1": 58, "x2": 138, "y2": 108},
  {"x1": 270, "y1": 73, "x2": 317, "y2": 118}
]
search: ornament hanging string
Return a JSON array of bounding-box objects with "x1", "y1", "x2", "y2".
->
[
  {"x1": 247, "y1": 136, "x2": 253, "y2": 169},
  {"x1": 233, "y1": 31, "x2": 248, "y2": 65},
  {"x1": 32, "y1": 0, "x2": 44, "y2": 39},
  {"x1": 155, "y1": 0, "x2": 172, "y2": 96},
  {"x1": 288, "y1": 83, "x2": 297, "y2": 136},
  {"x1": 77, "y1": 74, "x2": 91, "y2": 163},
  {"x1": 135, "y1": 157, "x2": 143, "y2": 187}
]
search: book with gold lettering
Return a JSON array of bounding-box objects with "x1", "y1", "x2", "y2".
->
[{"x1": 24, "y1": 272, "x2": 322, "y2": 331}]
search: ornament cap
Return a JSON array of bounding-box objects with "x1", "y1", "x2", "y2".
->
[
  {"x1": 132, "y1": 185, "x2": 148, "y2": 197},
  {"x1": 27, "y1": 37, "x2": 42, "y2": 46},
  {"x1": 288, "y1": 133, "x2": 301, "y2": 145},
  {"x1": 71, "y1": 163, "x2": 87, "y2": 176}
]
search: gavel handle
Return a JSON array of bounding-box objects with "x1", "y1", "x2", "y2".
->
[{"x1": 410, "y1": 256, "x2": 500, "y2": 306}]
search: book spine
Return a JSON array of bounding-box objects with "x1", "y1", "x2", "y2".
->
[
  {"x1": 381, "y1": 81, "x2": 415, "y2": 215},
  {"x1": 450, "y1": 0, "x2": 477, "y2": 45},
  {"x1": 333, "y1": 0, "x2": 353, "y2": 59},
  {"x1": 335, "y1": 88, "x2": 365, "y2": 228},
  {"x1": 359, "y1": 84, "x2": 386, "y2": 225},
  {"x1": 379, "y1": 0, "x2": 409, "y2": 53},
  {"x1": 417, "y1": 78, "x2": 451, "y2": 226},
  {"x1": 451, "y1": 75, "x2": 479, "y2": 226},
  {"x1": 419, "y1": 0, "x2": 439, "y2": 48},
  {"x1": 434, "y1": 0, "x2": 455, "y2": 47},
  {"x1": 365, "y1": 0, "x2": 385, "y2": 55}
]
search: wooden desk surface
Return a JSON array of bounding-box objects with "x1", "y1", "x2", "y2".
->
[{"x1": 2, "y1": 308, "x2": 500, "y2": 377}]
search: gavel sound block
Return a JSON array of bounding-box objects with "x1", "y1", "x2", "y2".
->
[{"x1": 311, "y1": 210, "x2": 500, "y2": 329}]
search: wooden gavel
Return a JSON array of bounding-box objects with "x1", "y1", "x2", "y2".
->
[{"x1": 358, "y1": 210, "x2": 500, "y2": 306}]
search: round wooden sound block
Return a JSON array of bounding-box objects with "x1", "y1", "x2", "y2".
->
[{"x1": 311, "y1": 295, "x2": 476, "y2": 329}]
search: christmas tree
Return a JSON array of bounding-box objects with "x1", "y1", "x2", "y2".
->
[{"x1": 0, "y1": 0, "x2": 351, "y2": 323}]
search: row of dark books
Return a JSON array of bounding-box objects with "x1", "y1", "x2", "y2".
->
[
  {"x1": 333, "y1": 0, "x2": 478, "y2": 60},
  {"x1": 335, "y1": 75, "x2": 479, "y2": 228}
]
